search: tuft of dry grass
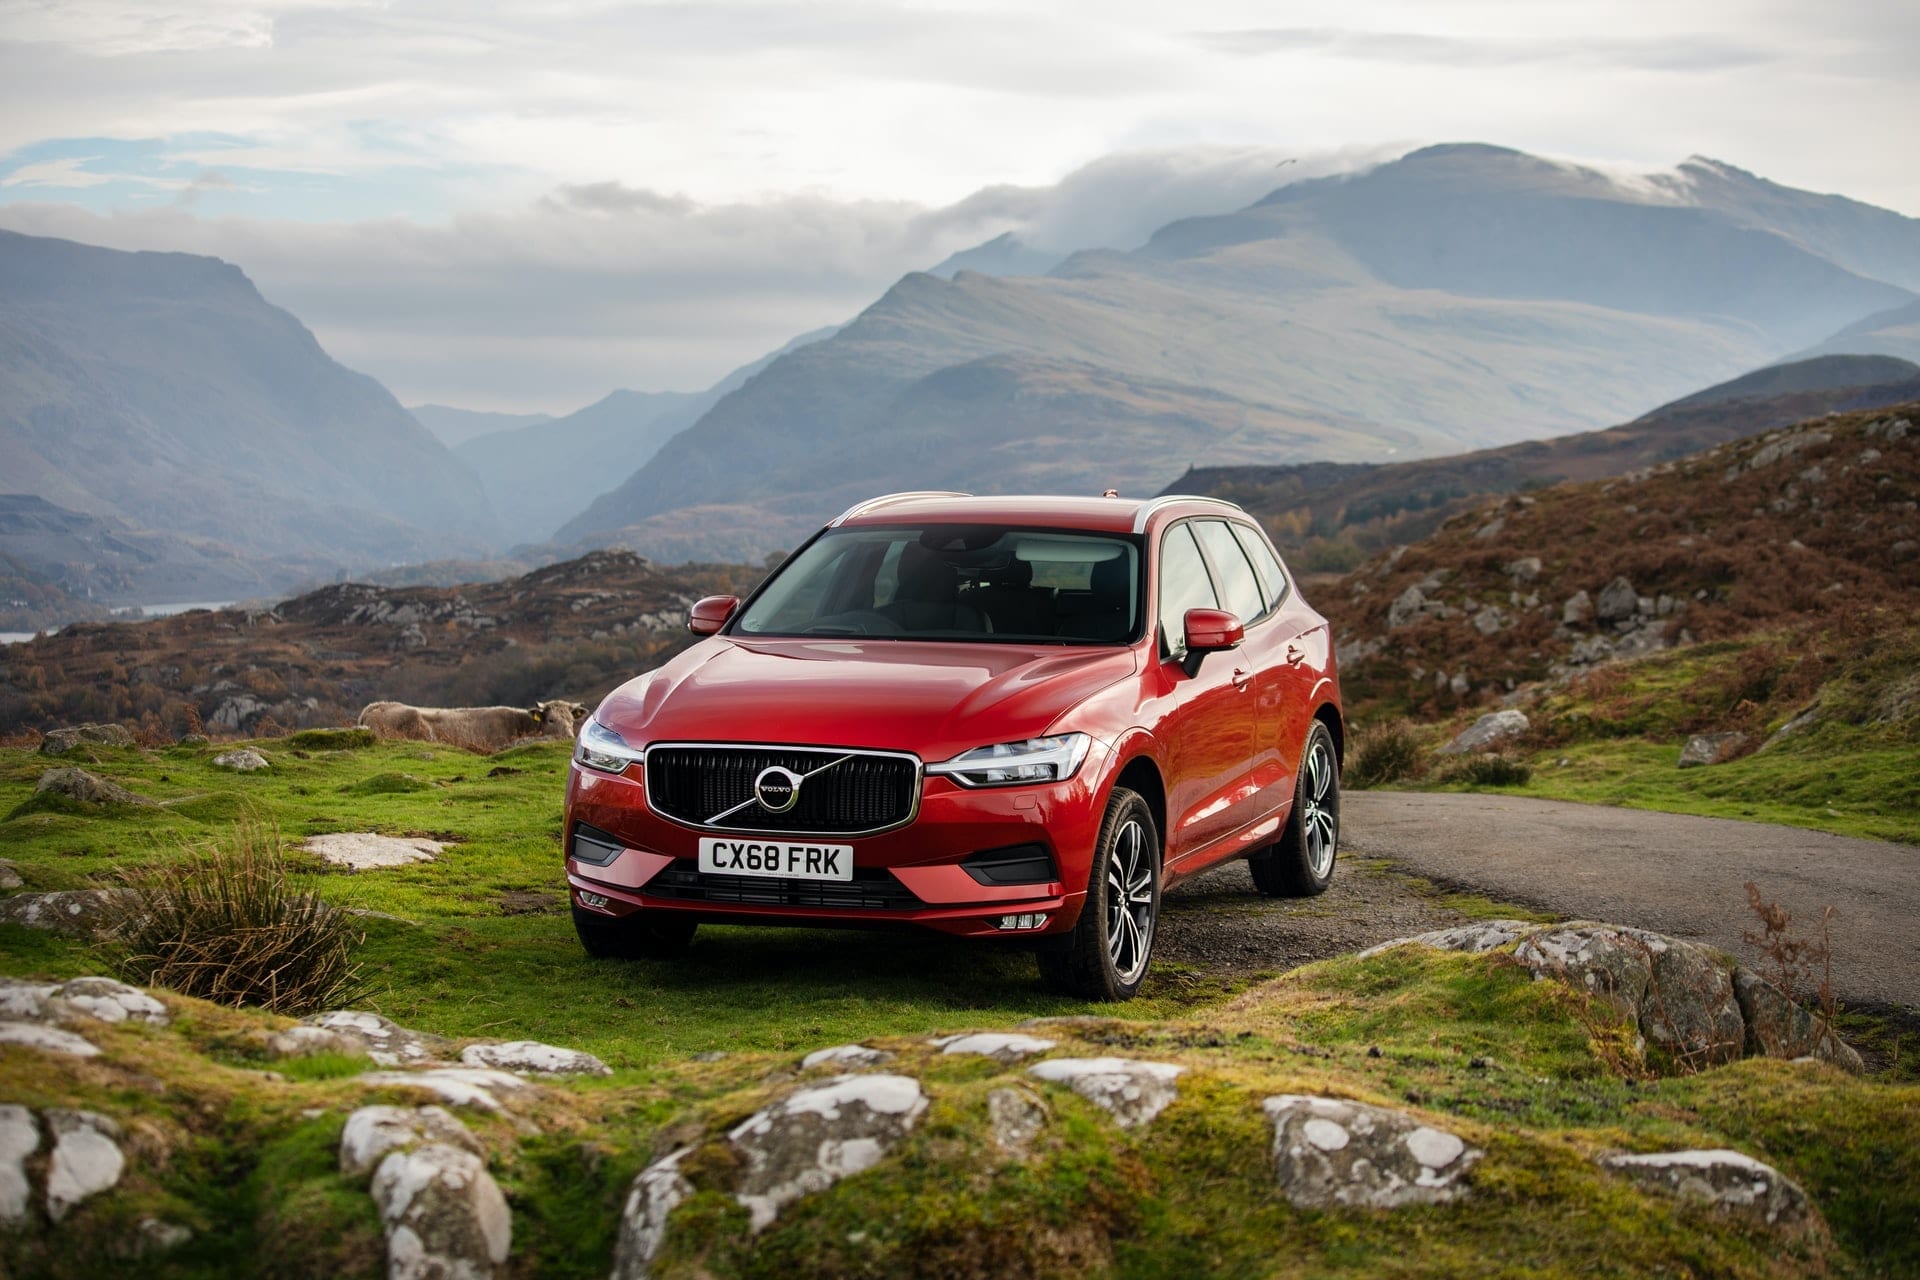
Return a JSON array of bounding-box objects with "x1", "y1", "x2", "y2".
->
[
  {"x1": 104, "y1": 818, "x2": 366, "y2": 1015},
  {"x1": 1344, "y1": 719, "x2": 1425, "y2": 788}
]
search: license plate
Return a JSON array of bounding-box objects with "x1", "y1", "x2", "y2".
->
[{"x1": 698, "y1": 837, "x2": 854, "y2": 881}]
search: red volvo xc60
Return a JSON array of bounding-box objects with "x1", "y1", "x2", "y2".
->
[{"x1": 564, "y1": 492, "x2": 1343, "y2": 999}]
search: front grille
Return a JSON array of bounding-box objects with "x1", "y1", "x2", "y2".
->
[
  {"x1": 645, "y1": 745, "x2": 920, "y2": 834},
  {"x1": 644, "y1": 863, "x2": 921, "y2": 910}
]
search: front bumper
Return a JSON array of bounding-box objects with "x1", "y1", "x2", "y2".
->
[{"x1": 562, "y1": 750, "x2": 1105, "y2": 939}]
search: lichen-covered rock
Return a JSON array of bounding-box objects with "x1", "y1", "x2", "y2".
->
[
  {"x1": 0, "y1": 891, "x2": 128, "y2": 939},
  {"x1": 1027, "y1": 1057, "x2": 1184, "y2": 1129},
  {"x1": 340, "y1": 1105, "x2": 482, "y2": 1179},
  {"x1": 0, "y1": 1106, "x2": 39, "y2": 1226},
  {"x1": 727, "y1": 1074, "x2": 929, "y2": 1232},
  {"x1": 1678, "y1": 733, "x2": 1747, "y2": 768},
  {"x1": 356, "y1": 1068, "x2": 533, "y2": 1114},
  {"x1": 371, "y1": 1144, "x2": 512, "y2": 1280},
  {"x1": 1265, "y1": 1095, "x2": 1480, "y2": 1208},
  {"x1": 1594, "y1": 576, "x2": 1640, "y2": 623},
  {"x1": 306, "y1": 1010, "x2": 451, "y2": 1066},
  {"x1": 1359, "y1": 920, "x2": 1539, "y2": 958},
  {"x1": 1604, "y1": 1149, "x2": 1809, "y2": 1227},
  {"x1": 987, "y1": 1087, "x2": 1049, "y2": 1155},
  {"x1": 0, "y1": 1022, "x2": 100, "y2": 1058},
  {"x1": 265, "y1": 1024, "x2": 373, "y2": 1061},
  {"x1": 302, "y1": 834, "x2": 445, "y2": 871},
  {"x1": 0, "y1": 859, "x2": 21, "y2": 890},
  {"x1": 1731, "y1": 970, "x2": 1864, "y2": 1073},
  {"x1": 44, "y1": 1111, "x2": 124, "y2": 1222},
  {"x1": 31, "y1": 767, "x2": 154, "y2": 808},
  {"x1": 459, "y1": 1040, "x2": 610, "y2": 1077},
  {"x1": 800, "y1": 1043, "x2": 892, "y2": 1070},
  {"x1": 42, "y1": 977, "x2": 170, "y2": 1026},
  {"x1": 1437, "y1": 710, "x2": 1529, "y2": 755},
  {"x1": 934, "y1": 1032, "x2": 1055, "y2": 1062},
  {"x1": 39, "y1": 724, "x2": 134, "y2": 756},
  {"x1": 609, "y1": 1150, "x2": 692, "y2": 1280},
  {"x1": 211, "y1": 748, "x2": 271, "y2": 772},
  {"x1": 1515, "y1": 925, "x2": 1744, "y2": 1065}
]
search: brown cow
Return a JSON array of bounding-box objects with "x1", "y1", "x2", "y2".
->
[{"x1": 357, "y1": 699, "x2": 590, "y2": 752}]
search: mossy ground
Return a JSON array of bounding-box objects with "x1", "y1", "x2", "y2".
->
[{"x1": 0, "y1": 738, "x2": 1913, "y2": 1276}]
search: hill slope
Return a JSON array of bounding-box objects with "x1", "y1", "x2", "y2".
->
[
  {"x1": 0, "y1": 230, "x2": 497, "y2": 562},
  {"x1": 408, "y1": 404, "x2": 554, "y2": 449},
  {"x1": 561, "y1": 145, "x2": 1919, "y2": 562}
]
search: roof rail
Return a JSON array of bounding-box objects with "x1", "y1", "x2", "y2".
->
[
  {"x1": 1129, "y1": 494, "x2": 1244, "y2": 533},
  {"x1": 828, "y1": 490, "x2": 973, "y2": 526}
]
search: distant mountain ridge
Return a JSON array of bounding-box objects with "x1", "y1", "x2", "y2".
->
[
  {"x1": 0, "y1": 230, "x2": 497, "y2": 565},
  {"x1": 562, "y1": 144, "x2": 1920, "y2": 563},
  {"x1": 409, "y1": 404, "x2": 555, "y2": 449}
]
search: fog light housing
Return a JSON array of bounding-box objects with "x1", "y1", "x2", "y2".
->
[
  {"x1": 995, "y1": 913, "x2": 1050, "y2": 931},
  {"x1": 578, "y1": 891, "x2": 610, "y2": 909}
]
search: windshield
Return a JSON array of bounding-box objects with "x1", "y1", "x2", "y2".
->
[{"x1": 734, "y1": 524, "x2": 1143, "y2": 644}]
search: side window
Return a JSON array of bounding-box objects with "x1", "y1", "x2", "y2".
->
[
  {"x1": 1156, "y1": 523, "x2": 1219, "y2": 656},
  {"x1": 1194, "y1": 520, "x2": 1267, "y2": 624},
  {"x1": 1230, "y1": 522, "x2": 1290, "y2": 611}
]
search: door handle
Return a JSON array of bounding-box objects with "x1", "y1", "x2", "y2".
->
[
  {"x1": 1284, "y1": 644, "x2": 1306, "y2": 666},
  {"x1": 1231, "y1": 668, "x2": 1253, "y2": 689}
]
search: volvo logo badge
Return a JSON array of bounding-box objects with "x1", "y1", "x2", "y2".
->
[{"x1": 753, "y1": 765, "x2": 802, "y2": 813}]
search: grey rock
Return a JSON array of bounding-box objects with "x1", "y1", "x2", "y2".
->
[
  {"x1": 0, "y1": 1022, "x2": 100, "y2": 1058},
  {"x1": 178, "y1": 733, "x2": 211, "y2": 747},
  {"x1": 0, "y1": 1106, "x2": 38, "y2": 1227},
  {"x1": 987, "y1": 1087, "x2": 1049, "y2": 1156},
  {"x1": 1265, "y1": 1095, "x2": 1480, "y2": 1208},
  {"x1": 1503, "y1": 557, "x2": 1542, "y2": 583},
  {"x1": 1761, "y1": 703, "x2": 1822, "y2": 750},
  {"x1": 371, "y1": 1143, "x2": 511, "y2": 1280},
  {"x1": 0, "y1": 891, "x2": 127, "y2": 939},
  {"x1": 933, "y1": 1032, "x2": 1056, "y2": 1063},
  {"x1": 726, "y1": 1074, "x2": 928, "y2": 1232},
  {"x1": 1561, "y1": 590, "x2": 1593, "y2": 626},
  {"x1": 1359, "y1": 920, "x2": 1539, "y2": 959},
  {"x1": 1746, "y1": 431, "x2": 1831, "y2": 472},
  {"x1": 610, "y1": 1150, "x2": 692, "y2": 1280},
  {"x1": 1027, "y1": 1057, "x2": 1184, "y2": 1129},
  {"x1": 1515, "y1": 925, "x2": 1745, "y2": 1066},
  {"x1": 39, "y1": 724, "x2": 134, "y2": 755},
  {"x1": 265, "y1": 1024, "x2": 373, "y2": 1061},
  {"x1": 302, "y1": 833, "x2": 445, "y2": 871},
  {"x1": 211, "y1": 748, "x2": 271, "y2": 772},
  {"x1": 209, "y1": 695, "x2": 266, "y2": 731},
  {"x1": 340, "y1": 1104, "x2": 483, "y2": 1180},
  {"x1": 1594, "y1": 577, "x2": 1639, "y2": 623},
  {"x1": 1473, "y1": 517, "x2": 1505, "y2": 541},
  {"x1": 1731, "y1": 970, "x2": 1863, "y2": 1072},
  {"x1": 0, "y1": 860, "x2": 21, "y2": 891},
  {"x1": 44, "y1": 1111, "x2": 124, "y2": 1223},
  {"x1": 1470, "y1": 605, "x2": 1507, "y2": 636},
  {"x1": 1678, "y1": 732, "x2": 1747, "y2": 769},
  {"x1": 45, "y1": 977, "x2": 169, "y2": 1026},
  {"x1": 1604, "y1": 1149, "x2": 1809, "y2": 1227},
  {"x1": 1437, "y1": 710, "x2": 1529, "y2": 756},
  {"x1": 133, "y1": 1217, "x2": 194, "y2": 1254},
  {"x1": 1387, "y1": 585, "x2": 1426, "y2": 630},
  {"x1": 355, "y1": 1068, "x2": 533, "y2": 1114},
  {"x1": 459, "y1": 1040, "x2": 611, "y2": 1077},
  {"x1": 31, "y1": 768, "x2": 154, "y2": 808},
  {"x1": 800, "y1": 1043, "x2": 892, "y2": 1070},
  {"x1": 306, "y1": 1010, "x2": 451, "y2": 1066}
]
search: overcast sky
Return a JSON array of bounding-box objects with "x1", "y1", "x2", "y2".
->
[{"x1": 1, "y1": 0, "x2": 1915, "y2": 413}]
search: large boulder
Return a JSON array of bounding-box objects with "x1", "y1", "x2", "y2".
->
[
  {"x1": 0, "y1": 976, "x2": 168, "y2": 1026},
  {"x1": 0, "y1": 1106, "x2": 38, "y2": 1226},
  {"x1": 1678, "y1": 733, "x2": 1747, "y2": 768},
  {"x1": 1437, "y1": 710, "x2": 1530, "y2": 755},
  {"x1": 211, "y1": 748, "x2": 271, "y2": 772},
  {"x1": 1027, "y1": 1057, "x2": 1185, "y2": 1129},
  {"x1": 342, "y1": 1103, "x2": 511, "y2": 1280},
  {"x1": 39, "y1": 725, "x2": 134, "y2": 756},
  {"x1": 1731, "y1": 971, "x2": 1864, "y2": 1072},
  {"x1": 1603, "y1": 1149, "x2": 1809, "y2": 1228},
  {"x1": 1265, "y1": 1095, "x2": 1480, "y2": 1208},
  {"x1": 1594, "y1": 576, "x2": 1640, "y2": 623},
  {"x1": 30, "y1": 768, "x2": 154, "y2": 809},
  {"x1": 339, "y1": 1105, "x2": 482, "y2": 1179}
]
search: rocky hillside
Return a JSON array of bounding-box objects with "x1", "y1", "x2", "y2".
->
[
  {"x1": 1324, "y1": 404, "x2": 1920, "y2": 720},
  {"x1": 0, "y1": 551, "x2": 759, "y2": 737},
  {"x1": 563, "y1": 145, "x2": 1920, "y2": 563},
  {"x1": 1169, "y1": 355, "x2": 1920, "y2": 570},
  {"x1": 0, "y1": 230, "x2": 496, "y2": 565}
]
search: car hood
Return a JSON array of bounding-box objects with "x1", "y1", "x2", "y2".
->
[{"x1": 595, "y1": 637, "x2": 1138, "y2": 761}]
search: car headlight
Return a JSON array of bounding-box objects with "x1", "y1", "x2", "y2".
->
[
  {"x1": 927, "y1": 733, "x2": 1092, "y2": 787},
  {"x1": 575, "y1": 718, "x2": 645, "y2": 774}
]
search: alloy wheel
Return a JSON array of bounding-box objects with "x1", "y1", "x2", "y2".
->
[
  {"x1": 1300, "y1": 738, "x2": 1338, "y2": 879},
  {"x1": 1105, "y1": 817, "x2": 1156, "y2": 985}
]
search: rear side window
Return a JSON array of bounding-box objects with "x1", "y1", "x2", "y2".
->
[
  {"x1": 1230, "y1": 522, "x2": 1290, "y2": 611},
  {"x1": 1156, "y1": 523, "x2": 1218, "y2": 656},
  {"x1": 1193, "y1": 520, "x2": 1267, "y2": 625}
]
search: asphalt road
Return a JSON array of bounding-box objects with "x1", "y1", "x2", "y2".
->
[{"x1": 1341, "y1": 791, "x2": 1920, "y2": 1012}]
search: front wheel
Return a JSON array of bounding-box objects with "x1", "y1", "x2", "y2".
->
[
  {"x1": 1249, "y1": 720, "x2": 1340, "y2": 898},
  {"x1": 1037, "y1": 787, "x2": 1161, "y2": 1001},
  {"x1": 572, "y1": 905, "x2": 698, "y2": 960}
]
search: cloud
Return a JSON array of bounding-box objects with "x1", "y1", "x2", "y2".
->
[
  {"x1": 0, "y1": 157, "x2": 117, "y2": 189},
  {"x1": 1189, "y1": 27, "x2": 1776, "y2": 73}
]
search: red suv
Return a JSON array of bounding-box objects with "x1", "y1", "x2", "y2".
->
[{"x1": 564, "y1": 493, "x2": 1343, "y2": 999}]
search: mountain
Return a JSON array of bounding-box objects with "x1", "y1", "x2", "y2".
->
[
  {"x1": 1165, "y1": 355, "x2": 1920, "y2": 567},
  {"x1": 409, "y1": 404, "x2": 555, "y2": 449},
  {"x1": 928, "y1": 232, "x2": 1063, "y2": 279},
  {"x1": 0, "y1": 230, "x2": 497, "y2": 563},
  {"x1": 1799, "y1": 299, "x2": 1920, "y2": 365},
  {"x1": 559, "y1": 145, "x2": 1919, "y2": 563}
]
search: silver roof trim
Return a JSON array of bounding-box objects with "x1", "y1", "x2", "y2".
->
[
  {"x1": 828, "y1": 490, "x2": 973, "y2": 527},
  {"x1": 1129, "y1": 494, "x2": 1245, "y2": 533}
]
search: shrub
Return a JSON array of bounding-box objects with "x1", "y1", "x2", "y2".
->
[
  {"x1": 105, "y1": 820, "x2": 365, "y2": 1015},
  {"x1": 1345, "y1": 720, "x2": 1423, "y2": 789},
  {"x1": 1443, "y1": 753, "x2": 1533, "y2": 787}
]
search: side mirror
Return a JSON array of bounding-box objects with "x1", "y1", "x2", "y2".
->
[
  {"x1": 687, "y1": 595, "x2": 740, "y2": 636},
  {"x1": 1181, "y1": 607, "x2": 1244, "y2": 674}
]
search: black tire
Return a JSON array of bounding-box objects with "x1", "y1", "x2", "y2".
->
[
  {"x1": 572, "y1": 905, "x2": 698, "y2": 960},
  {"x1": 1249, "y1": 719, "x2": 1340, "y2": 898},
  {"x1": 1037, "y1": 787, "x2": 1161, "y2": 1001}
]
